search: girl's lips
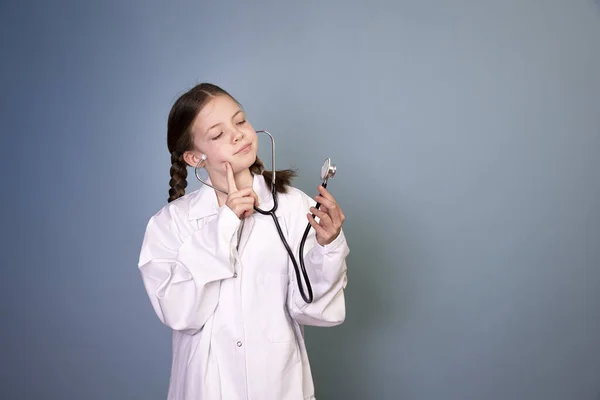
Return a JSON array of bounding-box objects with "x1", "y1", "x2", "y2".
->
[{"x1": 235, "y1": 143, "x2": 252, "y2": 154}]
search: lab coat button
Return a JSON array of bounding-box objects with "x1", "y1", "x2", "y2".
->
[
  {"x1": 233, "y1": 272, "x2": 238, "y2": 278},
  {"x1": 237, "y1": 341, "x2": 242, "y2": 347}
]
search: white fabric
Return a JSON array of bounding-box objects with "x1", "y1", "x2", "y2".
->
[{"x1": 138, "y1": 174, "x2": 349, "y2": 399}]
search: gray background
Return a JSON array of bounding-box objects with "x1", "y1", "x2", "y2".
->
[{"x1": 1, "y1": 0, "x2": 599, "y2": 399}]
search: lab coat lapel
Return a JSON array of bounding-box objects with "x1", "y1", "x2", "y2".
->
[{"x1": 187, "y1": 176, "x2": 221, "y2": 221}]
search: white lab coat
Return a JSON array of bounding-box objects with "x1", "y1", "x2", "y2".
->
[{"x1": 138, "y1": 174, "x2": 349, "y2": 399}]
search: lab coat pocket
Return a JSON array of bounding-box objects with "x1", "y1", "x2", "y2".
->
[{"x1": 259, "y1": 272, "x2": 295, "y2": 343}]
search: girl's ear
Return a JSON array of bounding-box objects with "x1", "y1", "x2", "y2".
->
[{"x1": 183, "y1": 151, "x2": 206, "y2": 168}]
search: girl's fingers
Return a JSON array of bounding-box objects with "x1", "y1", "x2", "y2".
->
[
  {"x1": 307, "y1": 213, "x2": 327, "y2": 238},
  {"x1": 314, "y1": 196, "x2": 343, "y2": 226},
  {"x1": 317, "y1": 185, "x2": 336, "y2": 202},
  {"x1": 225, "y1": 162, "x2": 238, "y2": 193},
  {"x1": 309, "y1": 206, "x2": 329, "y2": 221}
]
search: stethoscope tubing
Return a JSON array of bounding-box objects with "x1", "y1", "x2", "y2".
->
[{"x1": 193, "y1": 130, "x2": 323, "y2": 303}]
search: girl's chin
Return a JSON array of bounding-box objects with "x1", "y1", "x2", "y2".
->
[{"x1": 230, "y1": 157, "x2": 257, "y2": 172}]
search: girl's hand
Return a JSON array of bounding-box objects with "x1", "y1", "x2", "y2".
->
[
  {"x1": 225, "y1": 163, "x2": 258, "y2": 219},
  {"x1": 307, "y1": 185, "x2": 346, "y2": 246}
]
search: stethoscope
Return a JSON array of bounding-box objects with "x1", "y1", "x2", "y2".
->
[{"x1": 194, "y1": 130, "x2": 337, "y2": 303}]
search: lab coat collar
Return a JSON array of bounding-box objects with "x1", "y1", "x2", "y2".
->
[{"x1": 187, "y1": 173, "x2": 274, "y2": 221}]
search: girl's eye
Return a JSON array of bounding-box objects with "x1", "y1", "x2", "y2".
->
[
  {"x1": 236, "y1": 120, "x2": 246, "y2": 126},
  {"x1": 212, "y1": 132, "x2": 223, "y2": 140}
]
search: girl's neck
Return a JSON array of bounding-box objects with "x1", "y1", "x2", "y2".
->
[{"x1": 213, "y1": 167, "x2": 254, "y2": 206}]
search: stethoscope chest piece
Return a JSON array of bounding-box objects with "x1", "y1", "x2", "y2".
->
[{"x1": 321, "y1": 157, "x2": 336, "y2": 183}]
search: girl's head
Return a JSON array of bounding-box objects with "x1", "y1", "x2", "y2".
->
[{"x1": 166, "y1": 82, "x2": 295, "y2": 203}]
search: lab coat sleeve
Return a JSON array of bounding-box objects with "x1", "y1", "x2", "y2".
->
[
  {"x1": 287, "y1": 192, "x2": 349, "y2": 327},
  {"x1": 138, "y1": 204, "x2": 241, "y2": 335}
]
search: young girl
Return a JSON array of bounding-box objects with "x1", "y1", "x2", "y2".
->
[{"x1": 137, "y1": 83, "x2": 349, "y2": 399}]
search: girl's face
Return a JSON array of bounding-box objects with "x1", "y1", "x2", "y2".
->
[{"x1": 186, "y1": 94, "x2": 258, "y2": 174}]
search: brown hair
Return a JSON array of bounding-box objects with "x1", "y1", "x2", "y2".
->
[{"x1": 166, "y1": 83, "x2": 296, "y2": 203}]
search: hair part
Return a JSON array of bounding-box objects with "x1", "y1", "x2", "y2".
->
[{"x1": 166, "y1": 82, "x2": 296, "y2": 203}]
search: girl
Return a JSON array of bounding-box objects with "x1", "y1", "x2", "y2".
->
[{"x1": 137, "y1": 83, "x2": 349, "y2": 399}]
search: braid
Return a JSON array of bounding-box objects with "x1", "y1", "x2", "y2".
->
[{"x1": 168, "y1": 152, "x2": 188, "y2": 203}]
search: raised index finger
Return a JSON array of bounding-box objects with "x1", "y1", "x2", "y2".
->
[
  {"x1": 317, "y1": 185, "x2": 336, "y2": 202},
  {"x1": 226, "y1": 162, "x2": 238, "y2": 193}
]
